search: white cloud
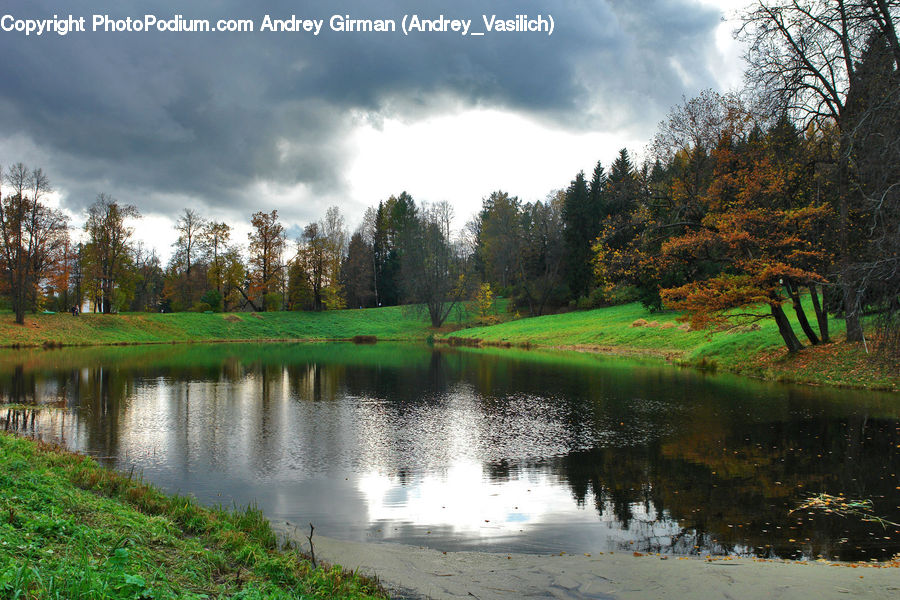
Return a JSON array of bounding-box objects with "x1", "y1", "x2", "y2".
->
[{"x1": 346, "y1": 109, "x2": 645, "y2": 233}]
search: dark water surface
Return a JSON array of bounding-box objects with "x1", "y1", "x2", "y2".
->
[{"x1": 2, "y1": 343, "x2": 898, "y2": 561}]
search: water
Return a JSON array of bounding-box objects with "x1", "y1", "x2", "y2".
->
[{"x1": 2, "y1": 342, "x2": 898, "y2": 561}]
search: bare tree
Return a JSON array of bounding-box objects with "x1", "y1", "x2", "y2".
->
[{"x1": 0, "y1": 164, "x2": 69, "y2": 323}]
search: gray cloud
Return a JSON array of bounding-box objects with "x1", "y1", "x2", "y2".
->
[{"x1": 0, "y1": 0, "x2": 722, "y2": 226}]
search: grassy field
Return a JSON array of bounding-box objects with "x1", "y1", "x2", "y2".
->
[
  {"x1": 0, "y1": 304, "x2": 480, "y2": 348},
  {"x1": 0, "y1": 431, "x2": 385, "y2": 599},
  {"x1": 0, "y1": 300, "x2": 895, "y2": 391},
  {"x1": 444, "y1": 302, "x2": 899, "y2": 391}
]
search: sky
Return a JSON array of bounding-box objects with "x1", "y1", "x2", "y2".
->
[{"x1": 0, "y1": 0, "x2": 751, "y2": 260}]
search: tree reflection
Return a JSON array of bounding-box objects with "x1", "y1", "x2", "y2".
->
[{"x1": 2, "y1": 343, "x2": 898, "y2": 560}]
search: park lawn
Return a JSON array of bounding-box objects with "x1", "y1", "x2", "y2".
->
[
  {"x1": 444, "y1": 301, "x2": 898, "y2": 391},
  {"x1": 0, "y1": 303, "x2": 483, "y2": 348},
  {"x1": 0, "y1": 431, "x2": 385, "y2": 599}
]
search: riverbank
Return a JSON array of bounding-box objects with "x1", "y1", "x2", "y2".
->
[
  {"x1": 277, "y1": 530, "x2": 900, "y2": 600},
  {"x1": 0, "y1": 304, "x2": 474, "y2": 348},
  {"x1": 0, "y1": 302, "x2": 896, "y2": 391},
  {"x1": 443, "y1": 302, "x2": 899, "y2": 392},
  {"x1": 0, "y1": 432, "x2": 385, "y2": 599}
]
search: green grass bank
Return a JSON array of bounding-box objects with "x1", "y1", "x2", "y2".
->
[
  {"x1": 0, "y1": 431, "x2": 385, "y2": 599},
  {"x1": 0, "y1": 304, "x2": 478, "y2": 348},
  {"x1": 443, "y1": 302, "x2": 899, "y2": 391},
  {"x1": 0, "y1": 301, "x2": 895, "y2": 391}
]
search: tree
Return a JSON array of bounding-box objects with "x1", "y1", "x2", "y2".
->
[
  {"x1": 659, "y1": 122, "x2": 833, "y2": 353},
  {"x1": 562, "y1": 171, "x2": 593, "y2": 299},
  {"x1": 372, "y1": 193, "x2": 418, "y2": 306},
  {"x1": 0, "y1": 164, "x2": 69, "y2": 323},
  {"x1": 129, "y1": 243, "x2": 164, "y2": 312},
  {"x1": 844, "y1": 30, "x2": 900, "y2": 356},
  {"x1": 408, "y1": 202, "x2": 468, "y2": 327},
  {"x1": 342, "y1": 230, "x2": 375, "y2": 308},
  {"x1": 517, "y1": 191, "x2": 567, "y2": 316},
  {"x1": 475, "y1": 190, "x2": 522, "y2": 291},
  {"x1": 202, "y1": 221, "x2": 231, "y2": 301},
  {"x1": 295, "y1": 222, "x2": 328, "y2": 311},
  {"x1": 248, "y1": 210, "x2": 285, "y2": 311},
  {"x1": 83, "y1": 194, "x2": 140, "y2": 314},
  {"x1": 320, "y1": 205, "x2": 348, "y2": 309},
  {"x1": 169, "y1": 208, "x2": 207, "y2": 309},
  {"x1": 740, "y1": 0, "x2": 900, "y2": 341}
]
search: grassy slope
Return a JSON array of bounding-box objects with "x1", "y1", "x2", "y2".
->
[
  {"x1": 445, "y1": 302, "x2": 899, "y2": 391},
  {"x1": 0, "y1": 300, "x2": 895, "y2": 391},
  {"x1": 0, "y1": 304, "x2": 475, "y2": 347},
  {"x1": 0, "y1": 432, "x2": 385, "y2": 599}
]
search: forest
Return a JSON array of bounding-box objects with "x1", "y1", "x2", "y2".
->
[{"x1": 0, "y1": 1, "x2": 897, "y2": 359}]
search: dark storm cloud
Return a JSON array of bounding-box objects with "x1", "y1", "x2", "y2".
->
[{"x1": 0, "y1": 0, "x2": 722, "y2": 222}]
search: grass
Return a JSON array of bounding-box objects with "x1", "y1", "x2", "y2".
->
[
  {"x1": 443, "y1": 301, "x2": 899, "y2": 391},
  {"x1": 0, "y1": 298, "x2": 894, "y2": 391},
  {"x1": 0, "y1": 431, "x2": 386, "y2": 599},
  {"x1": 0, "y1": 303, "x2": 490, "y2": 348}
]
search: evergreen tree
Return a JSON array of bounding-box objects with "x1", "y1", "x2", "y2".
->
[{"x1": 562, "y1": 171, "x2": 592, "y2": 299}]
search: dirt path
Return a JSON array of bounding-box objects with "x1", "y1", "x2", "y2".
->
[{"x1": 273, "y1": 525, "x2": 900, "y2": 599}]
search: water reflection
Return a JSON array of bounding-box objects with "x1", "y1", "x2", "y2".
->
[{"x1": 1, "y1": 343, "x2": 898, "y2": 561}]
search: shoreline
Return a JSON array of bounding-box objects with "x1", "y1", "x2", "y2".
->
[
  {"x1": 274, "y1": 527, "x2": 900, "y2": 600},
  {"x1": 1, "y1": 306, "x2": 896, "y2": 392}
]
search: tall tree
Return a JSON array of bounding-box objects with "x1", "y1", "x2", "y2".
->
[
  {"x1": 562, "y1": 171, "x2": 593, "y2": 299},
  {"x1": 83, "y1": 194, "x2": 140, "y2": 314},
  {"x1": 202, "y1": 221, "x2": 231, "y2": 300},
  {"x1": 407, "y1": 202, "x2": 467, "y2": 327},
  {"x1": 476, "y1": 190, "x2": 522, "y2": 290},
  {"x1": 248, "y1": 210, "x2": 285, "y2": 311},
  {"x1": 342, "y1": 229, "x2": 375, "y2": 308},
  {"x1": 660, "y1": 123, "x2": 833, "y2": 353},
  {"x1": 518, "y1": 191, "x2": 567, "y2": 316},
  {"x1": 170, "y1": 208, "x2": 207, "y2": 308},
  {"x1": 0, "y1": 164, "x2": 69, "y2": 323},
  {"x1": 740, "y1": 0, "x2": 900, "y2": 341}
]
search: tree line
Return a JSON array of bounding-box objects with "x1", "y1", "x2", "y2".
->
[{"x1": 0, "y1": 1, "x2": 896, "y2": 357}]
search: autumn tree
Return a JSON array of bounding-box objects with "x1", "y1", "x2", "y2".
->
[
  {"x1": 83, "y1": 194, "x2": 140, "y2": 314},
  {"x1": 0, "y1": 164, "x2": 69, "y2": 323},
  {"x1": 659, "y1": 122, "x2": 834, "y2": 352},
  {"x1": 248, "y1": 210, "x2": 285, "y2": 311},
  {"x1": 201, "y1": 220, "x2": 231, "y2": 310},
  {"x1": 739, "y1": 0, "x2": 900, "y2": 342}
]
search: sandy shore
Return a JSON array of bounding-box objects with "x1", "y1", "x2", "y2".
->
[{"x1": 273, "y1": 525, "x2": 900, "y2": 600}]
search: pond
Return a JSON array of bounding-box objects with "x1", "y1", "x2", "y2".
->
[{"x1": 1, "y1": 342, "x2": 898, "y2": 562}]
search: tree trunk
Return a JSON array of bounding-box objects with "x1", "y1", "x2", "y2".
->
[
  {"x1": 808, "y1": 284, "x2": 830, "y2": 343},
  {"x1": 838, "y1": 134, "x2": 864, "y2": 342},
  {"x1": 770, "y1": 302, "x2": 804, "y2": 353},
  {"x1": 785, "y1": 282, "x2": 819, "y2": 345},
  {"x1": 842, "y1": 282, "x2": 864, "y2": 342}
]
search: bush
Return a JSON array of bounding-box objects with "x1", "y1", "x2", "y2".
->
[
  {"x1": 264, "y1": 292, "x2": 282, "y2": 311},
  {"x1": 200, "y1": 289, "x2": 223, "y2": 312}
]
